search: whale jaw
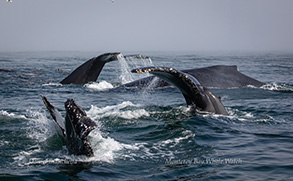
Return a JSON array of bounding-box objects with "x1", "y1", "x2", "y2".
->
[
  {"x1": 64, "y1": 99, "x2": 96, "y2": 156},
  {"x1": 41, "y1": 95, "x2": 96, "y2": 157}
]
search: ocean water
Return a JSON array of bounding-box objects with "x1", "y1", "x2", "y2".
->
[{"x1": 0, "y1": 51, "x2": 292, "y2": 180}]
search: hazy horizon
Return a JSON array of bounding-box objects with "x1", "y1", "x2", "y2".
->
[{"x1": 1, "y1": 0, "x2": 293, "y2": 53}]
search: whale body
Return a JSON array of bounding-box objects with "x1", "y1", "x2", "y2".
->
[{"x1": 125, "y1": 65, "x2": 264, "y2": 89}]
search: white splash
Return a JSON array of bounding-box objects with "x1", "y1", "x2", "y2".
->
[
  {"x1": 87, "y1": 101, "x2": 149, "y2": 120},
  {"x1": 15, "y1": 102, "x2": 149, "y2": 165},
  {"x1": 26, "y1": 110, "x2": 59, "y2": 142},
  {"x1": 13, "y1": 110, "x2": 127, "y2": 165},
  {"x1": 117, "y1": 53, "x2": 154, "y2": 84},
  {"x1": 260, "y1": 83, "x2": 293, "y2": 92},
  {"x1": 0, "y1": 110, "x2": 27, "y2": 119},
  {"x1": 84, "y1": 81, "x2": 114, "y2": 91},
  {"x1": 42, "y1": 82, "x2": 63, "y2": 87},
  {"x1": 117, "y1": 54, "x2": 136, "y2": 84},
  {"x1": 88, "y1": 129, "x2": 124, "y2": 163},
  {"x1": 12, "y1": 110, "x2": 61, "y2": 165}
]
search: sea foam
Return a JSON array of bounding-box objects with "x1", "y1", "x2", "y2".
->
[
  {"x1": 87, "y1": 101, "x2": 149, "y2": 120},
  {"x1": 260, "y1": 83, "x2": 293, "y2": 92},
  {"x1": 84, "y1": 81, "x2": 114, "y2": 91}
]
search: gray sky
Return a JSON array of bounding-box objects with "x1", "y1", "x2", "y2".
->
[{"x1": 1, "y1": 0, "x2": 293, "y2": 52}]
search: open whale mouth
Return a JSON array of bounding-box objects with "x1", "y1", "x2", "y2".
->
[
  {"x1": 41, "y1": 95, "x2": 97, "y2": 156},
  {"x1": 65, "y1": 99, "x2": 96, "y2": 139},
  {"x1": 64, "y1": 99, "x2": 96, "y2": 156}
]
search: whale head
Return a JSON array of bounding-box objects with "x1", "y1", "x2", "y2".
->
[{"x1": 64, "y1": 99, "x2": 96, "y2": 156}]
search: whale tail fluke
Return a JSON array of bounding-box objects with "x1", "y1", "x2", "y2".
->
[
  {"x1": 60, "y1": 52, "x2": 121, "y2": 84},
  {"x1": 60, "y1": 52, "x2": 151, "y2": 85},
  {"x1": 132, "y1": 67, "x2": 228, "y2": 115}
]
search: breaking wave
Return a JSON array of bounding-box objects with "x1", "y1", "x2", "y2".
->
[{"x1": 0, "y1": 110, "x2": 27, "y2": 119}]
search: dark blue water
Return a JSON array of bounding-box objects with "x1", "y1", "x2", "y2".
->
[{"x1": 0, "y1": 51, "x2": 292, "y2": 180}]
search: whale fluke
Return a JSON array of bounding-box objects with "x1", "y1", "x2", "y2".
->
[
  {"x1": 60, "y1": 53, "x2": 151, "y2": 85},
  {"x1": 41, "y1": 95, "x2": 96, "y2": 156},
  {"x1": 132, "y1": 67, "x2": 228, "y2": 115},
  {"x1": 60, "y1": 52, "x2": 121, "y2": 84}
]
